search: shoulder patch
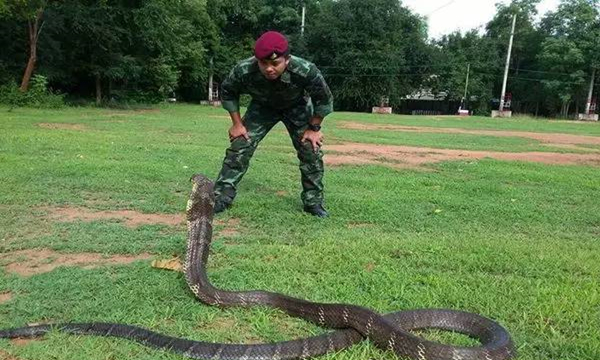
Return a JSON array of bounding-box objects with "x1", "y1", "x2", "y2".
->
[
  {"x1": 287, "y1": 56, "x2": 315, "y2": 78},
  {"x1": 235, "y1": 57, "x2": 260, "y2": 76}
]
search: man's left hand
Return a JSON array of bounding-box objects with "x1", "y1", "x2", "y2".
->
[{"x1": 301, "y1": 129, "x2": 324, "y2": 153}]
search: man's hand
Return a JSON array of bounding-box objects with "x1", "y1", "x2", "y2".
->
[
  {"x1": 301, "y1": 129, "x2": 324, "y2": 152},
  {"x1": 229, "y1": 123, "x2": 250, "y2": 142}
]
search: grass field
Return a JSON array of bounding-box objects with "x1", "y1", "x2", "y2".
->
[{"x1": 1, "y1": 104, "x2": 599, "y2": 360}]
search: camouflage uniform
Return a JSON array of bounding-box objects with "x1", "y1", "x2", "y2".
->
[{"x1": 215, "y1": 55, "x2": 333, "y2": 207}]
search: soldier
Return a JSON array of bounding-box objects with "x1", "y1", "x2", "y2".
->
[{"x1": 213, "y1": 31, "x2": 333, "y2": 218}]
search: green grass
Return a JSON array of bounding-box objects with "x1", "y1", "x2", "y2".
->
[
  {"x1": 1, "y1": 104, "x2": 599, "y2": 360},
  {"x1": 333, "y1": 111, "x2": 600, "y2": 136}
]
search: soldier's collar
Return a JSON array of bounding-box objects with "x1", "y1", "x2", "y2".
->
[{"x1": 280, "y1": 69, "x2": 291, "y2": 83}]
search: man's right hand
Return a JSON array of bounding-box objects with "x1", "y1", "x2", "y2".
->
[{"x1": 228, "y1": 123, "x2": 250, "y2": 142}]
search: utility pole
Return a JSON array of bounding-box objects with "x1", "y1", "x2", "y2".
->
[
  {"x1": 463, "y1": 63, "x2": 470, "y2": 103},
  {"x1": 301, "y1": 2, "x2": 306, "y2": 36},
  {"x1": 585, "y1": 68, "x2": 596, "y2": 115},
  {"x1": 208, "y1": 56, "x2": 214, "y2": 102},
  {"x1": 499, "y1": 13, "x2": 517, "y2": 112},
  {"x1": 458, "y1": 63, "x2": 470, "y2": 113}
]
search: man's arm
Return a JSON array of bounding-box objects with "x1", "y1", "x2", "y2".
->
[
  {"x1": 221, "y1": 67, "x2": 242, "y2": 114},
  {"x1": 227, "y1": 111, "x2": 249, "y2": 141},
  {"x1": 306, "y1": 66, "x2": 333, "y2": 121},
  {"x1": 221, "y1": 67, "x2": 250, "y2": 141},
  {"x1": 301, "y1": 65, "x2": 333, "y2": 151}
]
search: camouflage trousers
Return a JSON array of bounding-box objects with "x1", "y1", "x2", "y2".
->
[{"x1": 214, "y1": 101, "x2": 324, "y2": 207}]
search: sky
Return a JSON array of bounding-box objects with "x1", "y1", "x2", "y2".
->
[{"x1": 402, "y1": 0, "x2": 561, "y2": 39}]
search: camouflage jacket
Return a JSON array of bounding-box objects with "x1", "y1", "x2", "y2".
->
[{"x1": 221, "y1": 55, "x2": 333, "y2": 118}]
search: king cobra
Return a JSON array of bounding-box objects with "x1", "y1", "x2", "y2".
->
[{"x1": 0, "y1": 174, "x2": 515, "y2": 360}]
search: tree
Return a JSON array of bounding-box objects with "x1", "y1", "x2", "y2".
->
[
  {"x1": 538, "y1": 0, "x2": 600, "y2": 116},
  {"x1": 432, "y1": 31, "x2": 499, "y2": 114},
  {"x1": 485, "y1": 0, "x2": 546, "y2": 115},
  {"x1": 35, "y1": 0, "x2": 217, "y2": 103},
  {"x1": 305, "y1": 0, "x2": 429, "y2": 111},
  {"x1": 538, "y1": 38, "x2": 586, "y2": 116},
  {"x1": 131, "y1": 0, "x2": 217, "y2": 101},
  {"x1": 1, "y1": 0, "x2": 49, "y2": 91}
]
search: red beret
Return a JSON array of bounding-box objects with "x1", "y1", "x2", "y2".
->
[{"x1": 254, "y1": 31, "x2": 289, "y2": 60}]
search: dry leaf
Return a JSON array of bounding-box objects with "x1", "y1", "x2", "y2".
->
[{"x1": 151, "y1": 257, "x2": 182, "y2": 272}]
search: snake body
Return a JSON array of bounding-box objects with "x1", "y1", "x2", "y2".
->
[{"x1": 0, "y1": 174, "x2": 515, "y2": 360}]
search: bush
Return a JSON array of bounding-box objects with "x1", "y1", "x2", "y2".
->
[
  {"x1": 0, "y1": 75, "x2": 65, "y2": 109},
  {"x1": 107, "y1": 89, "x2": 164, "y2": 105}
]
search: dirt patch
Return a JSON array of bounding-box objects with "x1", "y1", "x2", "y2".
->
[
  {"x1": 215, "y1": 218, "x2": 240, "y2": 226},
  {"x1": 202, "y1": 316, "x2": 238, "y2": 332},
  {"x1": 326, "y1": 143, "x2": 600, "y2": 169},
  {"x1": 339, "y1": 121, "x2": 600, "y2": 147},
  {"x1": 100, "y1": 119, "x2": 128, "y2": 124},
  {"x1": 215, "y1": 218, "x2": 241, "y2": 237},
  {"x1": 0, "y1": 292, "x2": 12, "y2": 304},
  {"x1": 275, "y1": 191, "x2": 288, "y2": 197},
  {"x1": 217, "y1": 228, "x2": 240, "y2": 237},
  {"x1": 200, "y1": 316, "x2": 263, "y2": 344},
  {"x1": 347, "y1": 222, "x2": 374, "y2": 229},
  {"x1": 548, "y1": 143, "x2": 600, "y2": 152},
  {"x1": 0, "y1": 349, "x2": 23, "y2": 360},
  {"x1": 0, "y1": 249, "x2": 152, "y2": 277},
  {"x1": 326, "y1": 154, "x2": 382, "y2": 167},
  {"x1": 135, "y1": 109, "x2": 160, "y2": 114},
  {"x1": 48, "y1": 206, "x2": 241, "y2": 235},
  {"x1": 37, "y1": 123, "x2": 87, "y2": 131},
  {"x1": 10, "y1": 339, "x2": 35, "y2": 347},
  {"x1": 48, "y1": 207, "x2": 184, "y2": 228}
]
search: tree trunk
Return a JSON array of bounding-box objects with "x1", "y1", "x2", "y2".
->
[
  {"x1": 561, "y1": 101, "x2": 571, "y2": 118},
  {"x1": 95, "y1": 74, "x2": 102, "y2": 105},
  {"x1": 20, "y1": 9, "x2": 44, "y2": 92}
]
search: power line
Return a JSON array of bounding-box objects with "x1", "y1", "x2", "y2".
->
[
  {"x1": 508, "y1": 68, "x2": 584, "y2": 76},
  {"x1": 319, "y1": 64, "x2": 590, "y2": 77},
  {"x1": 506, "y1": 75, "x2": 595, "y2": 86},
  {"x1": 424, "y1": 0, "x2": 458, "y2": 16},
  {"x1": 319, "y1": 71, "x2": 599, "y2": 86}
]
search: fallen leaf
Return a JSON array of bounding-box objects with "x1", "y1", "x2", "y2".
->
[{"x1": 151, "y1": 257, "x2": 182, "y2": 272}]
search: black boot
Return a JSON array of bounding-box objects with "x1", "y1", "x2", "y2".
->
[
  {"x1": 303, "y1": 204, "x2": 329, "y2": 218},
  {"x1": 214, "y1": 197, "x2": 233, "y2": 214}
]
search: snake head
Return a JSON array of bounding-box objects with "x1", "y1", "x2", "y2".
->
[{"x1": 190, "y1": 174, "x2": 213, "y2": 187}]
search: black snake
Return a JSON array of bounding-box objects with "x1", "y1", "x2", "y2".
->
[{"x1": 0, "y1": 174, "x2": 515, "y2": 360}]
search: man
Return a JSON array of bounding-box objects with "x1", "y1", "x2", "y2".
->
[{"x1": 213, "y1": 31, "x2": 333, "y2": 218}]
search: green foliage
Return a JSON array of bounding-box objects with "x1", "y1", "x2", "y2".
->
[
  {"x1": 431, "y1": 31, "x2": 499, "y2": 114},
  {"x1": 537, "y1": 0, "x2": 600, "y2": 116},
  {"x1": 3, "y1": 0, "x2": 219, "y2": 105},
  {"x1": 484, "y1": 0, "x2": 547, "y2": 114},
  {"x1": 538, "y1": 38, "x2": 586, "y2": 116},
  {"x1": 0, "y1": 0, "x2": 599, "y2": 115},
  {"x1": 0, "y1": 74, "x2": 64, "y2": 108},
  {"x1": 0, "y1": 0, "x2": 47, "y2": 20},
  {"x1": 305, "y1": 0, "x2": 430, "y2": 111}
]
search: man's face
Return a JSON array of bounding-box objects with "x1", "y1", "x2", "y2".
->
[{"x1": 257, "y1": 56, "x2": 290, "y2": 80}]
